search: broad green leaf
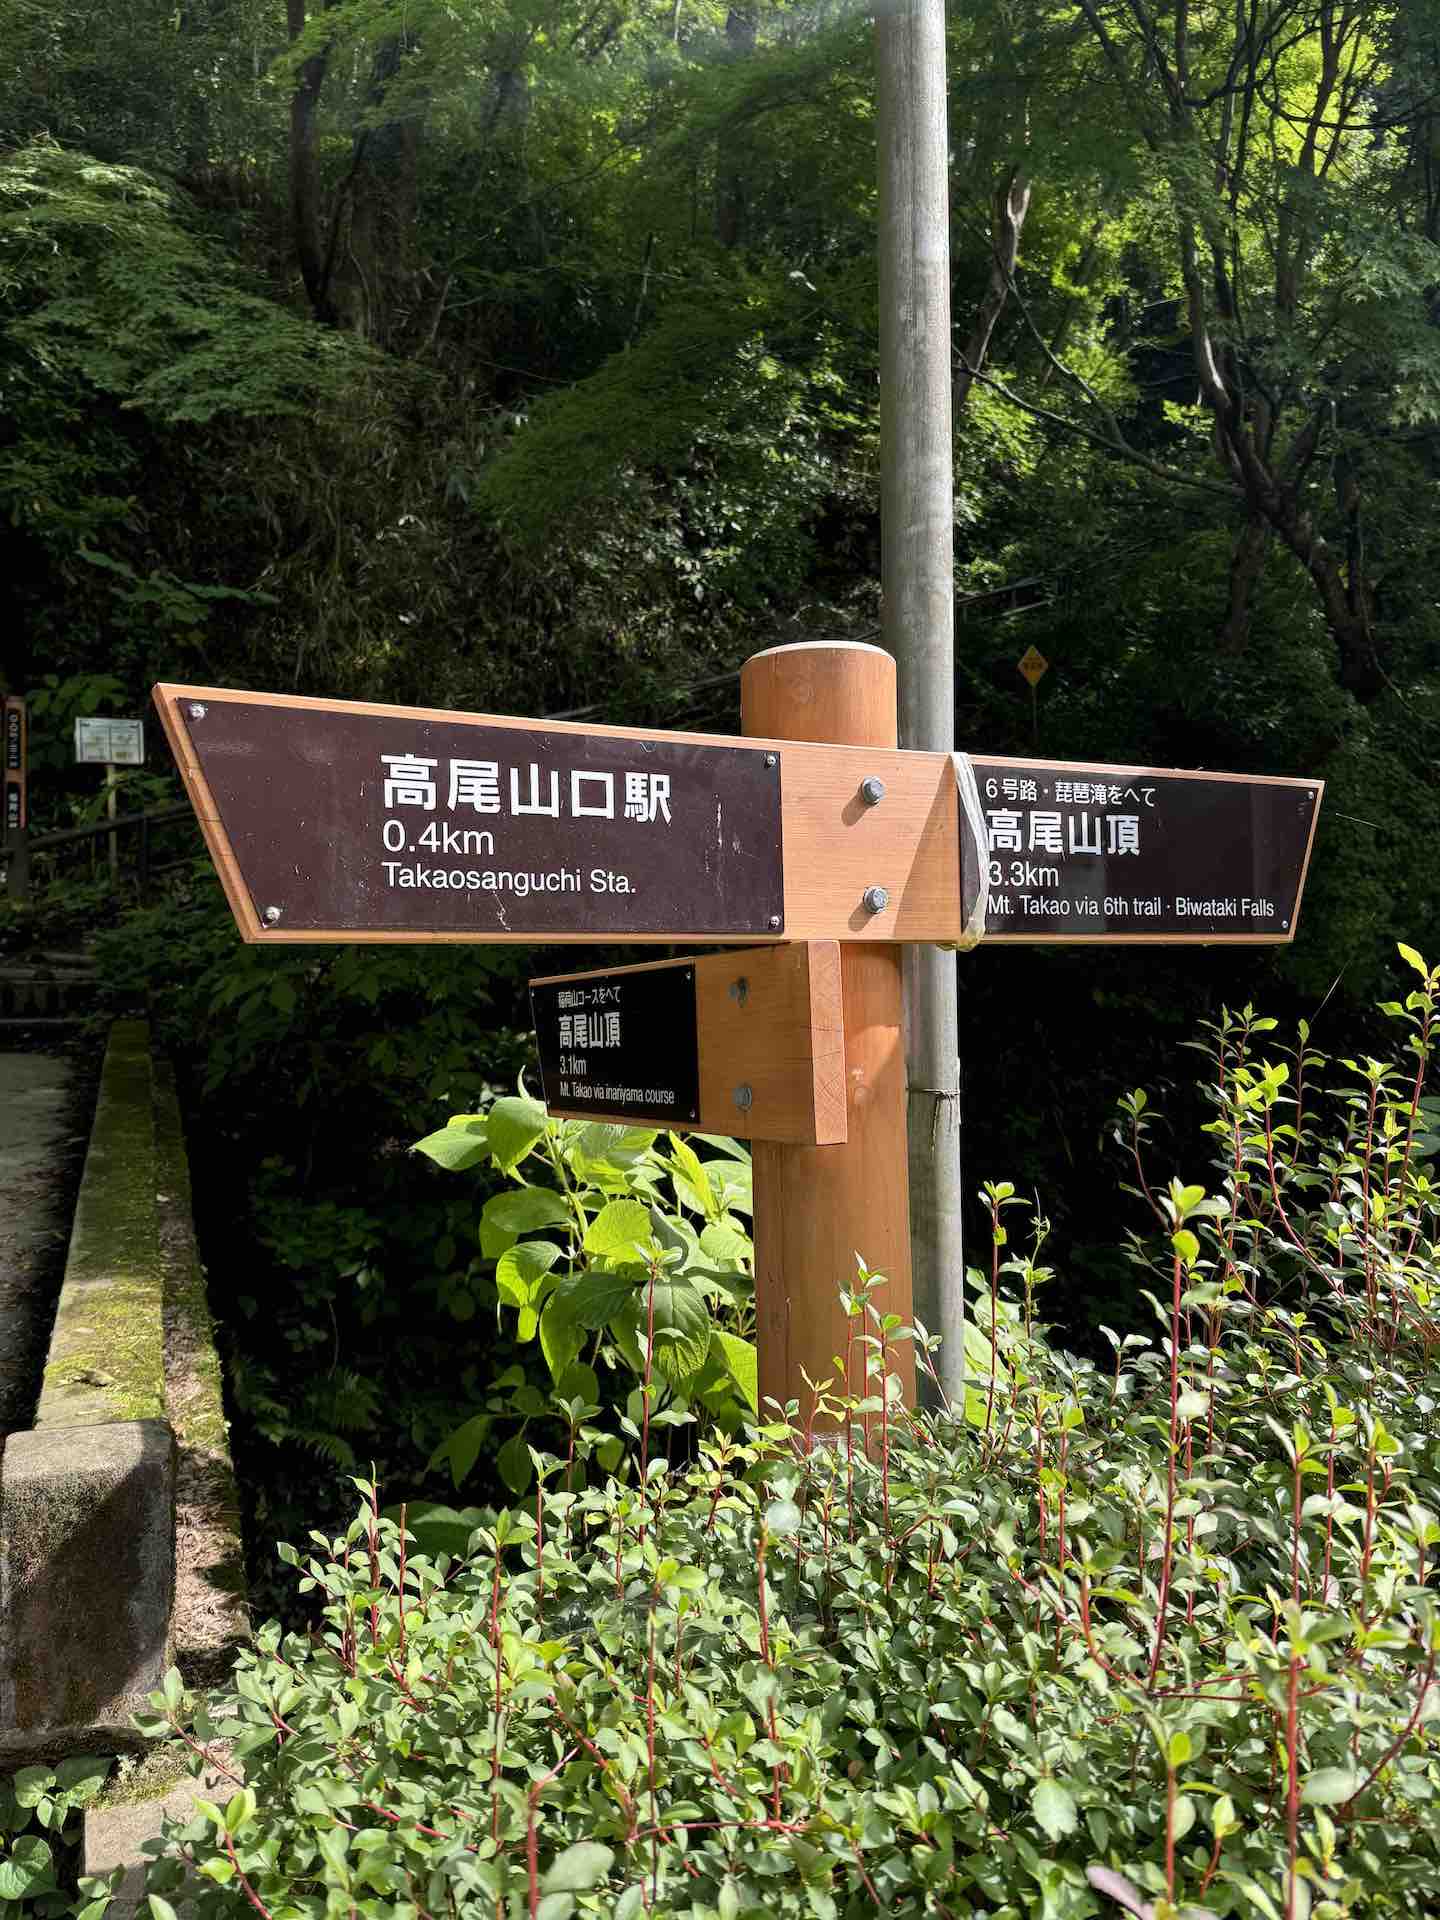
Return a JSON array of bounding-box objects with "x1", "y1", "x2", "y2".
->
[
  {"x1": 1302, "y1": 1767, "x2": 1362, "y2": 1806},
  {"x1": 583, "y1": 1199, "x2": 653, "y2": 1261},
  {"x1": 711, "y1": 1329, "x2": 759, "y2": 1412},
  {"x1": 631, "y1": 1276, "x2": 711, "y2": 1381},
  {"x1": 495, "y1": 1240, "x2": 562, "y2": 1309},
  {"x1": 426, "y1": 1414, "x2": 489, "y2": 1488},
  {"x1": 488, "y1": 1096, "x2": 548, "y2": 1172},
  {"x1": 541, "y1": 1841, "x2": 614, "y2": 1892},
  {"x1": 0, "y1": 1837, "x2": 55, "y2": 1900},
  {"x1": 766, "y1": 1498, "x2": 802, "y2": 1535},
  {"x1": 668, "y1": 1134, "x2": 718, "y2": 1219},
  {"x1": 498, "y1": 1431, "x2": 533, "y2": 1496},
  {"x1": 563, "y1": 1265, "x2": 639, "y2": 1330},
  {"x1": 413, "y1": 1127, "x2": 489, "y2": 1172},
  {"x1": 1031, "y1": 1778, "x2": 1077, "y2": 1842},
  {"x1": 484, "y1": 1188, "x2": 571, "y2": 1234},
  {"x1": 699, "y1": 1219, "x2": 751, "y2": 1269},
  {"x1": 1398, "y1": 942, "x2": 1429, "y2": 978},
  {"x1": 539, "y1": 1293, "x2": 583, "y2": 1383}
]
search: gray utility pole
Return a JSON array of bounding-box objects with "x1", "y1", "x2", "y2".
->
[{"x1": 876, "y1": 0, "x2": 965, "y2": 1401}]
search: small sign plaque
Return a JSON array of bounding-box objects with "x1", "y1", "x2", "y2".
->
[
  {"x1": 531, "y1": 964, "x2": 700, "y2": 1126},
  {"x1": 75, "y1": 717, "x2": 145, "y2": 765},
  {"x1": 962, "y1": 757, "x2": 1321, "y2": 944},
  {"x1": 1017, "y1": 647, "x2": 1049, "y2": 688}
]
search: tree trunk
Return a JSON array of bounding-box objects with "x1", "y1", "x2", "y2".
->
[
  {"x1": 286, "y1": 0, "x2": 336, "y2": 324},
  {"x1": 330, "y1": 34, "x2": 422, "y2": 346},
  {"x1": 715, "y1": 7, "x2": 756, "y2": 248},
  {"x1": 954, "y1": 168, "x2": 1030, "y2": 412}
]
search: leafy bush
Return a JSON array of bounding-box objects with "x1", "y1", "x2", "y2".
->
[
  {"x1": 0, "y1": 1761, "x2": 109, "y2": 1916},
  {"x1": 121, "y1": 948, "x2": 1440, "y2": 1918},
  {"x1": 413, "y1": 1098, "x2": 758, "y2": 1509}
]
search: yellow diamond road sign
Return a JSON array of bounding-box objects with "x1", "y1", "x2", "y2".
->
[{"x1": 1017, "y1": 646, "x2": 1049, "y2": 688}]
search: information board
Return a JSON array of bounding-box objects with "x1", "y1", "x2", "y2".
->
[
  {"x1": 531, "y1": 964, "x2": 700, "y2": 1126},
  {"x1": 963, "y1": 757, "x2": 1321, "y2": 943},
  {"x1": 75, "y1": 717, "x2": 145, "y2": 765}
]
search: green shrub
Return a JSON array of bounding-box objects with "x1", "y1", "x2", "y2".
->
[
  {"x1": 118, "y1": 949, "x2": 1440, "y2": 1918},
  {"x1": 413, "y1": 1099, "x2": 757, "y2": 1510},
  {"x1": 0, "y1": 1760, "x2": 109, "y2": 1917}
]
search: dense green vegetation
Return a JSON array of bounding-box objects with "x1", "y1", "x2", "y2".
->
[
  {"x1": 3, "y1": 0, "x2": 1439, "y2": 1611},
  {"x1": 114, "y1": 960, "x2": 1440, "y2": 1918}
]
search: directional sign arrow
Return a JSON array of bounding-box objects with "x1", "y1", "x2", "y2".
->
[{"x1": 154, "y1": 684, "x2": 1322, "y2": 948}]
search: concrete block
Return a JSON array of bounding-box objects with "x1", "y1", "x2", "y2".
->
[
  {"x1": 85, "y1": 1769, "x2": 226, "y2": 1919},
  {"x1": 36, "y1": 1021, "x2": 164, "y2": 1430},
  {"x1": 0, "y1": 1420, "x2": 175, "y2": 1756}
]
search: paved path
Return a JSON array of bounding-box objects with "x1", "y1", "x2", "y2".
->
[{"x1": 0, "y1": 1052, "x2": 78, "y2": 1435}]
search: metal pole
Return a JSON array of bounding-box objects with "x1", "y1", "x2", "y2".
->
[{"x1": 877, "y1": 0, "x2": 966, "y2": 1401}]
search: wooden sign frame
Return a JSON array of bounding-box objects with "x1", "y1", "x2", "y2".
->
[
  {"x1": 153, "y1": 683, "x2": 961, "y2": 945},
  {"x1": 154, "y1": 684, "x2": 1323, "y2": 950},
  {"x1": 530, "y1": 944, "x2": 846, "y2": 1145}
]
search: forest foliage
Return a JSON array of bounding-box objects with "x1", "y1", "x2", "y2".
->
[{"x1": 4, "y1": 0, "x2": 1440, "y2": 1583}]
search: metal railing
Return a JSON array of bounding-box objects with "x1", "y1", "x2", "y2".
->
[{"x1": 1, "y1": 802, "x2": 196, "y2": 905}]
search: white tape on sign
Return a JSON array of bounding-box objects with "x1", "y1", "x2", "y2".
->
[{"x1": 935, "y1": 751, "x2": 990, "y2": 953}]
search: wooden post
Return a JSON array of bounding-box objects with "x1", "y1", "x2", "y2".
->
[
  {"x1": 104, "y1": 765, "x2": 119, "y2": 881},
  {"x1": 741, "y1": 641, "x2": 915, "y2": 1424}
]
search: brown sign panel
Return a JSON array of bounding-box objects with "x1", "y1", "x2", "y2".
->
[
  {"x1": 3, "y1": 697, "x2": 25, "y2": 840},
  {"x1": 531, "y1": 945, "x2": 847, "y2": 1144},
  {"x1": 156, "y1": 690, "x2": 783, "y2": 941},
  {"x1": 961, "y1": 756, "x2": 1322, "y2": 944}
]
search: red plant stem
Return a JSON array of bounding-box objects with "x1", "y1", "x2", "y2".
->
[
  {"x1": 222, "y1": 1830, "x2": 274, "y2": 1918},
  {"x1": 880, "y1": 1320, "x2": 891, "y2": 1541},
  {"x1": 367, "y1": 1484, "x2": 381, "y2": 1649},
  {"x1": 985, "y1": 1200, "x2": 1001, "y2": 1439},
  {"x1": 1341, "y1": 1647, "x2": 1437, "y2": 1814},
  {"x1": 1284, "y1": 1642, "x2": 1301, "y2": 1920},
  {"x1": 646, "y1": 1604, "x2": 659, "y2": 1906},
  {"x1": 1147, "y1": 1251, "x2": 1184, "y2": 1688},
  {"x1": 491, "y1": 1535, "x2": 505, "y2": 1842},
  {"x1": 396, "y1": 1505, "x2": 408, "y2": 1659},
  {"x1": 1323, "y1": 1408, "x2": 1337, "y2": 1601},
  {"x1": 639, "y1": 1258, "x2": 657, "y2": 1549},
  {"x1": 1398, "y1": 1006, "x2": 1433, "y2": 1260}
]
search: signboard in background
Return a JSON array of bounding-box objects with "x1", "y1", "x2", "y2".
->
[
  {"x1": 962, "y1": 757, "x2": 1322, "y2": 944},
  {"x1": 74, "y1": 718, "x2": 145, "y2": 766},
  {"x1": 3, "y1": 697, "x2": 26, "y2": 839}
]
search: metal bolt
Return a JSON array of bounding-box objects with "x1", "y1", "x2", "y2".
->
[
  {"x1": 768, "y1": 914, "x2": 782, "y2": 930},
  {"x1": 860, "y1": 775, "x2": 886, "y2": 807},
  {"x1": 764, "y1": 753, "x2": 778, "y2": 769},
  {"x1": 862, "y1": 885, "x2": 890, "y2": 915},
  {"x1": 733, "y1": 1084, "x2": 754, "y2": 1111},
  {"x1": 264, "y1": 905, "x2": 282, "y2": 925},
  {"x1": 188, "y1": 702, "x2": 207, "y2": 721}
]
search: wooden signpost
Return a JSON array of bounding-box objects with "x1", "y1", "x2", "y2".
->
[
  {"x1": 2, "y1": 697, "x2": 25, "y2": 846},
  {"x1": 155, "y1": 652, "x2": 1324, "y2": 1422}
]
